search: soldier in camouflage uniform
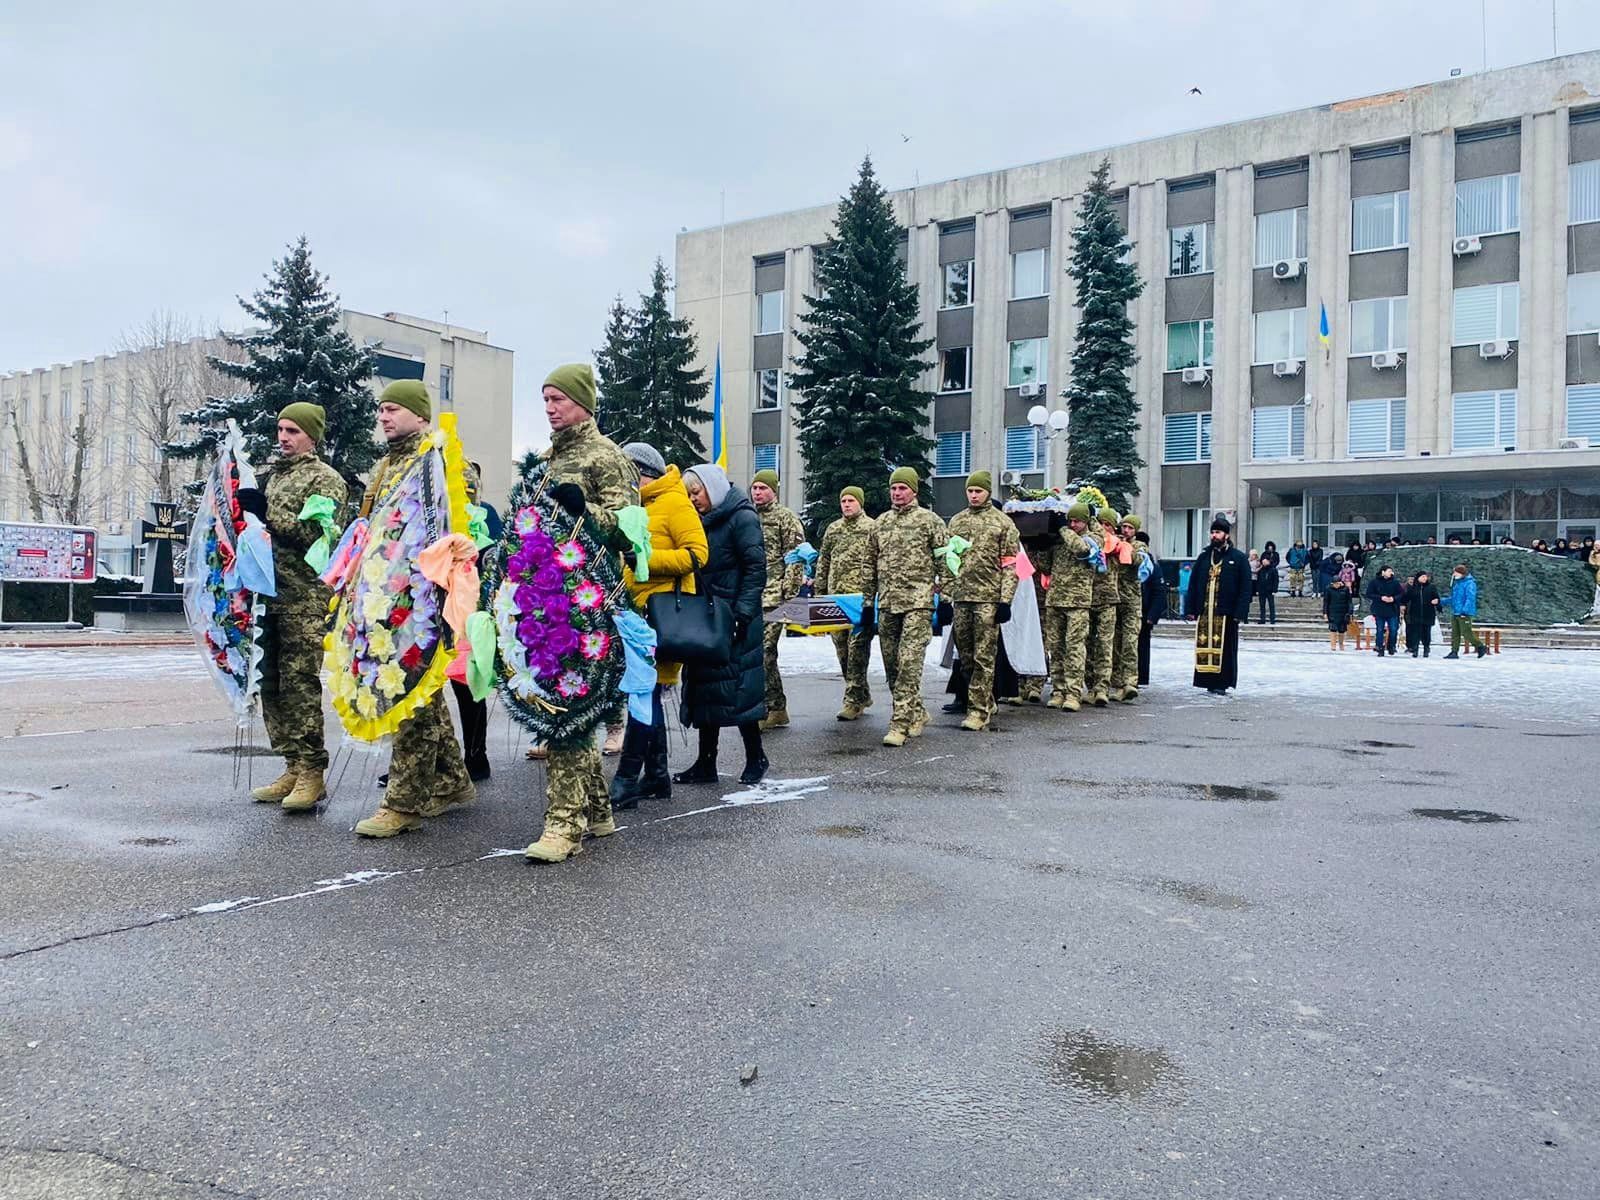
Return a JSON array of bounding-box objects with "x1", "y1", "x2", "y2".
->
[
  {"x1": 750, "y1": 468, "x2": 805, "y2": 731},
  {"x1": 246, "y1": 403, "x2": 348, "y2": 811},
  {"x1": 1111, "y1": 514, "x2": 1146, "y2": 701},
  {"x1": 354, "y1": 381, "x2": 478, "y2": 838},
  {"x1": 946, "y1": 471, "x2": 1019, "y2": 732},
  {"x1": 524, "y1": 363, "x2": 640, "y2": 864},
  {"x1": 1085, "y1": 508, "x2": 1122, "y2": 707},
  {"x1": 1044, "y1": 502, "x2": 1095, "y2": 711},
  {"x1": 815, "y1": 485, "x2": 876, "y2": 720},
  {"x1": 864, "y1": 466, "x2": 948, "y2": 747}
]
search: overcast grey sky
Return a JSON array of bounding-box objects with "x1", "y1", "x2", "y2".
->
[{"x1": 4, "y1": 0, "x2": 1598, "y2": 453}]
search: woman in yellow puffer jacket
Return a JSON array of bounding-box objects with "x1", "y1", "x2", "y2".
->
[{"x1": 611, "y1": 442, "x2": 709, "y2": 808}]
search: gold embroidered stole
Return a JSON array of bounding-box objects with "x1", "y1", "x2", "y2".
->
[{"x1": 1194, "y1": 554, "x2": 1226, "y2": 674}]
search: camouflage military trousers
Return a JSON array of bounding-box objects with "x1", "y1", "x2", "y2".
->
[
  {"x1": 1111, "y1": 598, "x2": 1142, "y2": 691},
  {"x1": 384, "y1": 692, "x2": 472, "y2": 815},
  {"x1": 1087, "y1": 606, "x2": 1117, "y2": 698},
  {"x1": 878, "y1": 608, "x2": 932, "y2": 734},
  {"x1": 831, "y1": 627, "x2": 873, "y2": 710},
  {"x1": 261, "y1": 605, "x2": 329, "y2": 770},
  {"x1": 1044, "y1": 606, "x2": 1089, "y2": 700},
  {"x1": 542, "y1": 738, "x2": 610, "y2": 840},
  {"x1": 763, "y1": 618, "x2": 787, "y2": 712},
  {"x1": 952, "y1": 602, "x2": 1001, "y2": 722}
]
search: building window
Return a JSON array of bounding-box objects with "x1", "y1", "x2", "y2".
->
[
  {"x1": 81, "y1": 382, "x2": 92, "y2": 413},
  {"x1": 941, "y1": 259, "x2": 973, "y2": 309},
  {"x1": 40, "y1": 391, "x2": 50, "y2": 420},
  {"x1": 1254, "y1": 207, "x2": 1308, "y2": 267},
  {"x1": 1166, "y1": 320, "x2": 1215, "y2": 371},
  {"x1": 1011, "y1": 248, "x2": 1049, "y2": 299},
  {"x1": 1161, "y1": 508, "x2": 1212, "y2": 560},
  {"x1": 103, "y1": 381, "x2": 115, "y2": 407},
  {"x1": 1007, "y1": 338, "x2": 1046, "y2": 387},
  {"x1": 934, "y1": 429, "x2": 972, "y2": 477},
  {"x1": 1163, "y1": 411, "x2": 1212, "y2": 464},
  {"x1": 125, "y1": 433, "x2": 136, "y2": 464},
  {"x1": 938, "y1": 346, "x2": 971, "y2": 393},
  {"x1": 1251, "y1": 405, "x2": 1305, "y2": 461},
  {"x1": 1566, "y1": 386, "x2": 1600, "y2": 441},
  {"x1": 753, "y1": 442, "x2": 780, "y2": 473},
  {"x1": 1351, "y1": 191, "x2": 1410, "y2": 252},
  {"x1": 1004, "y1": 425, "x2": 1046, "y2": 473},
  {"x1": 439, "y1": 364, "x2": 453, "y2": 407},
  {"x1": 60, "y1": 389, "x2": 72, "y2": 422},
  {"x1": 1348, "y1": 398, "x2": 1405, "y2": 457},
  {"x1": 1455, "y1": 173, "x2": 1520, "y2": 237},
  {"x1": 755, "y1": 368, "x2": 782, "y2": 411},
  {"x1": 1568, "y1": 272, "x2": 1600, "y2": 334},
  {"x1": 1572, "y1": 161, "x2": 1600, "y2": 225},
  {"x1": 756, "y1": 290, "x2": 783, "y2": 335},
  {"x1": 1452, "y1": 390, "x2": 1517, "y2": 453},
  {"x1": 1452, "y1": 282, "x2": 1518, "y2": 344},
  {"x1": 1252, "y1": 308, "x2": 1306, "y2": 364},
  {"x1": 1350, "y1": 297, "x2": 1409, "y2": 355},
  {"x1": 1167, "y1": 222, "x2": 1213, "y2": 276},
  {"x1": 102, "y1": 436, "x2": 113, "y2": 467}
]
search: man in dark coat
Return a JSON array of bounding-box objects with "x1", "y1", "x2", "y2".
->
[
  {"x1": 1401, "y1": 569, "x2": 1441, "y2": 657},
  {"x1": 1134, "y1": 531, "x2": 1166, "y2": 687},
  {"x1": 1185, "y1": 514, "x2": 1252, "y2": 694},
  {"x1": 1365, "y1": 565, "x2": 1404, "y2": 657}
]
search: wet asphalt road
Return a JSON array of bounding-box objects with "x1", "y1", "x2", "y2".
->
[{"x1": 1, "y1": 647, "x2": 1596, "y2": 1199}]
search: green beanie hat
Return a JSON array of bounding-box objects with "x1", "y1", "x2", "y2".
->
[
  {"x1": 889, "y1": 466, "x2": 919, "y2": 489},
  {"x1": 965, "y1": 470, "x2": 992, "y2": 495},
  {"x1": 379, "y1": 379, "x2": 431, "y2": 421},
  {"x1": 278, "y1": 402, "x2": 326, "y2": 443},
  {"x1": 752, "y1": 468, "x2": 779, "y2": 491},
  {"x1": 543, "y1": 363, "x2": 597, "y2": 413},
  {"x1": 839, "y1": 486, "x2": 864, "y2": 506},
  {"x1": 1066, "y1": 502, "x2": 1091, "y2": 522},
  {"x1": 1123, "y1": 514, "x2": 1142, "y2": 531},
  {"x1": 1098, "y1": 508, "x2": 1121, "y2": 528}
]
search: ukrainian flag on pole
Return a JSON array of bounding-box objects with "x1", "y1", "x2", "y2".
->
[
  {"x1": 711, "y1": 345, "x2": 726, "y2": 470},
  {"x1": 1318, "y1": 302, "x2": 1331, "y2": 348}
]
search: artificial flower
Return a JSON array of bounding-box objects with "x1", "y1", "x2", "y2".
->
[
  {"x1": 514, "y1": 507, "x2": 540, "y2": 536},
  {"x1": 388, "y1": 605, "x2": 412, "y2": 629},
  {"x1": 555, "y1": 540, "x2": 587, "y2": 571},
  {"x1": 367, "y1": 625, "x2": 395, "y2": 660},
  {"x1": 555, "y1": 670, "x2": 589, "y2": 699},
  {"x1": 572, "y1": 581, "x2": 604, "y2": 611},
  {"x1": 355, "y1": 688, "x2": 379, "y2": 718},
  {"x1": 375, "y1": 660, "x2": 407, "y2": 699},
  {"x1": 580, "y1": 631, "x2": 611, "y2": 660},
  {"x1": 399, "y1": 641, "x2": 424, "y2": 671},
  {"x1": 361, "y1": 589, "x2": 391, "y2": 624}
]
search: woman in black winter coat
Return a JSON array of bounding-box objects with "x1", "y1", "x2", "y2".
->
[
  {"x1": 1401, "y1": 569, "x2": 1441, "y2": 657},
  {"x1": 1135, "y1": 532, "x2": 1166, "y2": 686},
  {"x1": 1256, "y1": 541, "x2": 1280, "y2": 625},
  {"x1": 674, "y1": 464, "x2": 769, "y2": 786}
]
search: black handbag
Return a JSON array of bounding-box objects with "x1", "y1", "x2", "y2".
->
[{"x1": 646, "y1": 553, "x2": 733, "y2": 666}]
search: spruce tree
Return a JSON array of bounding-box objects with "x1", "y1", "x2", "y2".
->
[
  {"x1": 790, "y1": 157, "x2": 934, "y2": 533},
  {"x1": 592, "y1": 261, "x2": 709, "y2": 468},
  {"x1": 1064, "y1": 159, "x2": 1145, "y2": 513},
  {"x1": 171, "y1": 237, "x2": 378, "y2": 488}
]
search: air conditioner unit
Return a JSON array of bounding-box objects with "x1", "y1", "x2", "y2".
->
[
  {"x1": 1271, "y1": 358, "x2": 1303, "y2": 377},
  {"x1": 1018, "y1": 382, "x2": 1044, "y2": 398},
  {"x1": 1371, "y1": 351, "x2": 1403, "y2": 370},
  {"x1": 1271, "y1": 258, "x2": 1303, "y2": 281},
  {"x1": 107, "y1": 522, "x2": 124, "y2": 535},
  {"x1": 1478, "y1": 339, "x2": 1513, "y2": 359},
  {"x1": 1453, "y1": 235, "x2": 1482, "y2": 257},
  {"x1": 1559, "y1": 437, "x2": 1591, "y2": 450},
  {"x1": 1000, "y1": 469, "x2": 1025, "y2": 486},
  {"x1": 1180, "y1": 366, "x2": 1210, "y2": 385}
]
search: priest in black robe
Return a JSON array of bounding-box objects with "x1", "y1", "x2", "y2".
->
[{"x1": 1185, "y1": 514, "x2": 1253, "y2": 694}]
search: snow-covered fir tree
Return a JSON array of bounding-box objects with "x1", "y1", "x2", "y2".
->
[
  {"x1": 592, "y1": 261, "x2": 708, "y2": 467},
  {"x1": 170, "y1": 237, "x2": 377, "y2": 489},
  {"x1": 789, "y1": 157, "x2": 933, "y2": 532},
  {"x1": 1064, "y1": 159, "x2": 1145, "y2": 514}
]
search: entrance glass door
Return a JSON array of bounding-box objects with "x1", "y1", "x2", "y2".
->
[{"x1": 1332, "y1": 524, "x2": 1394, "y2": 549}]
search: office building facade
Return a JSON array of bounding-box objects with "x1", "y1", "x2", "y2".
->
[{"x1": 674, "y1": 52, "x2": 1600, "y2": 555}]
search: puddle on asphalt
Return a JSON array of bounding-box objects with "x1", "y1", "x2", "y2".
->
[
  {"x1": 1042, "y1": 1029, "x2": 1182, "y2": 1100},
  {"x1": 1183, "y1": 783, "x2": 1280, "y2": 803},
  {"x1": 1521, "y1": 731, "x2": 1585, "y2": 739},
  {"x1": 814, "y1": 824, "x2": 870, "y2": 839},
  {"x1": 0, "y1": 789, "x2": 42, "y2": 808},
  {"x1": 1411, "y1": 808, "x2": 1517, "y2": 824},
  {"x1": 123, "y1": 836, "x2": 181, "y2": 846},
  {"x1": 194, "y1": 746, "x2": 278, "y2": 757},
  {"x1": 1152, "y1": 879, "x2": 1251, "y2": 910},
  {"x1": 1359, "y1": 740, "x2": 1414, "y2": 749}
]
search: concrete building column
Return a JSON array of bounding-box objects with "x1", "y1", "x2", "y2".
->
[
  {"x1": 1521, "y1": 109, "x2": 1568, "y2": 452},
  {"x1": 1212, "y1": 166, "x2": 1253, "y2": 520},
  {"x1": 1129, "y1": 180, "x2": 1167, "y2": 518},
  {"x1": 971, "y1": 210, "x2": 1009, "y2": 479},
  {"x1": 1049, "y1": 194, "x2": 1079, "y2": 491},
  {"x1": 1308, "y1": 149, "x2": 1351, "y2": 464},
  {"x1": 907, "y1": 217, "x2": 941, "y2": 476},
  {"x1": 1410, "y1": 130, "x2": 1456, "y2": 459}
]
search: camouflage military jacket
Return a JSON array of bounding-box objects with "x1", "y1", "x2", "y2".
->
[
  {"x1": 756, "y1": 500, "x2": 806, "y2": 609},
  {"x1": 1045, "y1": 526, "x2": 1096, "y2": 608},
  {"x1": 540, "y1": 418, "x2": 639, "y2": 535},
  {"x1": 265, "y1": 451, "x2": 347, "y2": 610},
  {"x1": 1118, "y1": 544, "x2": 1146, "y2": 605},
  {"x1": 360, "y1": 431, "x2": 423, "y2": 518},
  {"x1": 866, "y1": 503, "x2": 948, "y2": 613},
  {"x1": 945, "y1": 504, "x2": 1020, "y2": 605},
  {"x1": 815, "y1": 512, "x2": 875, "y2": 595},
  {"x1": 1091, "y1": 536, "x2": 1120, "y2": 608}
]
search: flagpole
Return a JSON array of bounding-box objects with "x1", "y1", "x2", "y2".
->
[{"x1": 716, "y1": 190, "x2": 727, "y2": 469}]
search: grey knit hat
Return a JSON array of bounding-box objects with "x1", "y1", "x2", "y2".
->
[{"x1": 622, "y1": 441, "x2": 666, "y2": 477}]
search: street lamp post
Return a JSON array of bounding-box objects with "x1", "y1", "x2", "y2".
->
[{"x1": 1026, "y1": 404, "x2": 1070, "y2": 487}]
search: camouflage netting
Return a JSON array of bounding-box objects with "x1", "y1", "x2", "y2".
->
[{"x1": 1364, "y1": 546, "x2": 1598, "y2": 627}]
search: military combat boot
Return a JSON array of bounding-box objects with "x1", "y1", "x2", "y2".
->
[
  {"x1": 354, "y1": 807, "x2": 422, "y2": 838},
  {"x1": 1061, "y1": 694, "x2": 1081, "y2": 712},
  {"x1": 524, "y1": 829, "x2": 583, "y2": 862},
  {"x1": 251, "y1": 768, "x2": 297, "y2": 804},
  {"x1": 1092, "y1": 691, "x2": 1109, "y2": 707},
  {"x1": 759, "y1": 708, "x2": 790, "y2": 731},
  {"x1": 280, "y1": 768, "x2": 326, "y2": 811},
  {"x1": 585, "y1": 815, "x2": 618, "y2": 839},
  {"x1": 1108, "y1": 687, "x2": 1125, "y2": 702},
  {"x1": 882, "y1": 728, "x2": 908, "y2": 747},
  {"x1": 1119, "y1": 685, "x2": 1138, "y2": 702},
  {"x1": 836, "y1": 704, "x2": 864, "y2": 721},
  {"x1": 960, "y1": 713, "x2": 987, "y2": 732},
  {"x1": 418, "y1": 782, "x2": 476, "y2": 817},
  {"x1": 1047, "y1": 692, "x2": 1067, "y2": 709},
  {"x1": 907, "y1": 716, "x2": 928, "y2": 737}
]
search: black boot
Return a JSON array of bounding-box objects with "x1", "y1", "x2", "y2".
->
[
  {"x1": 636, "y1": 724, "x2": 672, "y2": 800},
  {"x1": 942, "y1": 699, "x2": 968, "y2": 714},
  {"x1": 1475, "y1": 645, "x2": 1488, "y2": 658},
  {"x1": 737, "y1": 722, "x2": 768, "y2": 786},
  {"x1": 674, "y1": 727, "x2": 719, "y2": 784},
  {"x1": 465, "y1": 754, "x2": 491, "y2": 782}
]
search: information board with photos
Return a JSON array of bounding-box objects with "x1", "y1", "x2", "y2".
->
[{"x1": 0, "y1": 522, "x2": 98, "y2": 583}]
